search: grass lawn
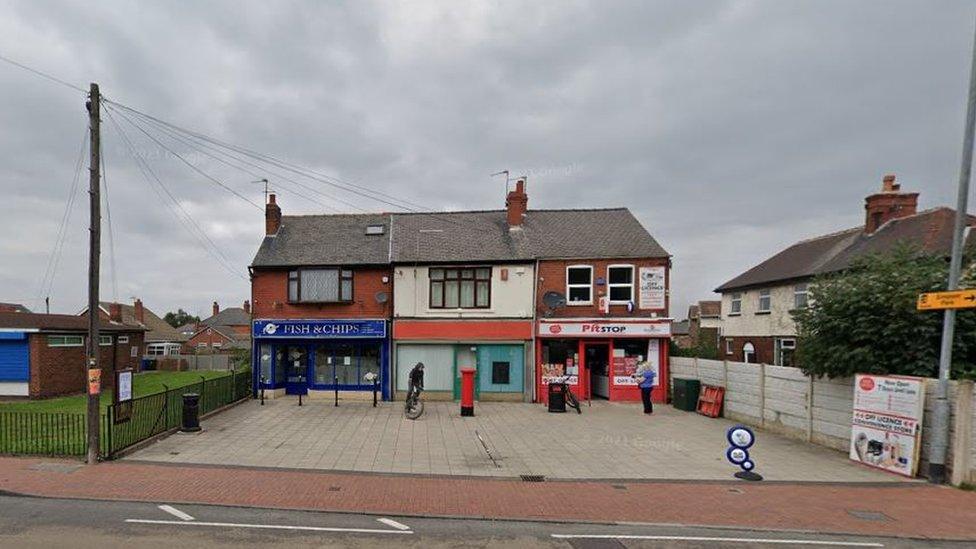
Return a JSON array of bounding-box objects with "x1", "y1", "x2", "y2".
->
[{"x1": 0, "y1": 370, "x2": 237, "y2": 415}]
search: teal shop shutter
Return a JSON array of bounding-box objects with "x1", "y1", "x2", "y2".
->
[{"x1": 477, "y1": 344, "x2": 523, "y2": 393}]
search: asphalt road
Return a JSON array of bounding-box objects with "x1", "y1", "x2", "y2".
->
[{"x1": 0, "y1": 493, "x2": 967, "y2": 548}]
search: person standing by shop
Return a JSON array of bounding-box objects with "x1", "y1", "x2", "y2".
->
[{"x1": 633, "y1": 361, "x2": 656, "y2": 414}]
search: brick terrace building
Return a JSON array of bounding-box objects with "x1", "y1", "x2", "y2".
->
[{"x1": 0, "y1": 312, "x2": 145, "y2": 398}]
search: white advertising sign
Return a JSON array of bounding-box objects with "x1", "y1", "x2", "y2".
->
[
  {"x1": 539, "y1": 321, "x2": 671, "y2": 337},
  {"x1": 117, "y1": 370, "x2": 133, "y2": 402},
  {"x1": 849, "y1": 374, "x2": 924, "y2": 477},
  {"x1": 639, "y1": 266, "x2": 666, "y2": 310}
]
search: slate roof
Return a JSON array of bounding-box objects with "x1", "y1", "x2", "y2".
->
[
  {"x1": 671, "y1": 319, "x2": 690, "y2": 336},
  {"x1": 98, "y1": 302, "x2": 183, "y2": 343},
  {"x1": 0, "y1": 302, "x2": 31, "y2": 313},
  {"x1": 698, "y1": 300, "x2": 721, "y2": 318},
  {"x1": 251, "y1": 214, "x2": 391, "y2": 267},
  {"x1": 200, "y1": 307, "x2": 250, "y2": 328},
  {"x1": 716, "y1": 208, "x2": 976, "y2": 292},
  {"x1": 0, "y1": 312, "x2": 144, "y2": 333}
]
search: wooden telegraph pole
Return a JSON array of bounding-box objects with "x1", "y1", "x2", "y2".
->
[{"x1": 85, "y1": 83, "x2": 101, "y2": 465}]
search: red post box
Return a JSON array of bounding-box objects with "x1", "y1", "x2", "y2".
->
[{"x1": 460, "y1": 367, "x2": 475, "y2": 417}]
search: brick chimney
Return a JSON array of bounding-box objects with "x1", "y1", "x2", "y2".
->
[
  {"x1": 108, "y1": 303, "x2": 123, "y2": 323},
  {"x1": 243, "y1": 300, "x2": 251, "y2": 314},
  {"x1": 266, "y1": 193, "x2": 282, "y2": 236},
  {"x1": 212, "y1": 301, "x2": 220, "y2": 317},
  {"x1": 864, "y1": 174, "x2": 919, "y2": 234},
  {"x1": 134, "y1": 299, "x2": 145, "y2": 324},
  {"x1": 506, "y1": 178, "x2": 528, "y2": 229}
]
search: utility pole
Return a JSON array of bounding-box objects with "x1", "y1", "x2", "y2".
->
[
  {"x1": 928, "y1": 18, "x2": 976, "y2": 484},
  {"x1": 85, "y1": 83, "x2": 101, "y2": 465}
]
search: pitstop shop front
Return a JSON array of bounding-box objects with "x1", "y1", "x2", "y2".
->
[{"x1": 536, "y1": 318, "x2": 671, "y2": 403}]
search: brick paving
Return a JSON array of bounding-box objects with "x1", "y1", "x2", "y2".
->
[
  {"x1": 129, "y1": 399, "x2": 898, "y2": 482},
  {"x1": 0, "y1": 456, "x2": 974, "y2": 540}
]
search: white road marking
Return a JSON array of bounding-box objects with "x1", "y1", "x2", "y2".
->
[
  {"x1": 376, "y1": 518, "x2": 411, "y2": 531},
  {"x1": 550, "y1": 534, "x2": 883, "y2": 547},
  {"x1": 157, "y1": 505, "x2": 195, "y2": 521},
  {"x1": 125, "y1": 519, "x2": 413, "y2": 534}
]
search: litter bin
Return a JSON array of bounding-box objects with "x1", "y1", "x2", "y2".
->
[
  {"x1": 672, "y1": 378, "x2": 701, "y2": 412},
  {"x1": 181, "y1": 393, "x2": 202, "y2": 432},
  {"x1": 548, "y1": 382, "x2": 567, "y2": 413}
]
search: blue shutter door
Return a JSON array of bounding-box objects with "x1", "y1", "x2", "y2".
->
[{"x1": 0, "y1": 333, "x2": 30, "y2": 381}]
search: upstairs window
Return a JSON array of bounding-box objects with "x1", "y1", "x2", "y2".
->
[
  {"x1": 730, "y1": 293, "x2": 742, "y2": 315},
  {"x1": 430, "y1": 267, "x2": 491, "y2": 309},
  {"x1": 607, "y1": 265, "x2": 634, "y2": 303},
  {"x1": 566, "y1": 265, "x2": 593, "y2": 304},
  {"x1": 757, "y1": 289, "x2": 771, "y2": 313},
  {"x1": 794, "y1": 283, "x2": 809, "y2": 309},
  {"x1": 288, "y1": 268, "x2": 354, "y2": 303}
]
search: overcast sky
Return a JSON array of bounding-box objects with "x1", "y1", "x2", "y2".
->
[{"x1": 0, "y1": 1, "x2": 974, "y2": 320}]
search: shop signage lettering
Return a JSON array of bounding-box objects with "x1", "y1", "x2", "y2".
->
[
  {"x1": 253, "y1": 319, "x2": 386, "y2": 339},
  {"x1": 539, "y1": 321, "x2": 670, "y2": 337},
  {"x1": 849, "y1": 374, "x2": 924, "y2": 477}
]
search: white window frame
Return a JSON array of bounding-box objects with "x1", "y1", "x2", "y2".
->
[
  {"x1": 196, "y1": 342, "x2": 208, "y2": 348},
  {"x1": 725, "y1": 338, "x2": 733, "y2": 355},
  {"x1": 565, "y1": 265, "x2": 593, "y2": 305},
  {"x1": 48, "y1": 335, "x2": 84, "y2": 347},
  {"x1": 729, "y1": 293, "x2": 742, "y2": 315},
  {"x1": 606, "y1": 264, "x2": 635, "y2": 304},
  {"x1": 743, "y1": 342, "x2": 756, "y2": 363},
  {"x1": 793, "y1": 283, "x2": 809, "y2": 309},
  {"x1": 147, "y1": 343, "x2": 167, "y2": 356},
  {"x1": 99, "y1": 335, "x2": 112, "y2": 346},
  {"x1": 776, "y1": 338, "x2": 796, "y2": 366},
  {"x1": 757, "y1": 289, "x2": 771, "y2": 313},
  {"x1": 117, "y1": 336, "x2": 129, "y2": 344}
]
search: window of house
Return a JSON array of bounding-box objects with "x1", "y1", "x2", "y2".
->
[
  {"x1": 492, "y1": 361, "x2": 511, "y2": 385},
  {"x1": 99, "y1": 335, "x2": 112, "y2": 346},
  {"x1": 794, "y1": 283, "x2": 809, "y2": 309},
  {"x1": 566, "y1": 265, "x2": 593, "y2": 304},
  {"x1": 289, "y1": 268, "x2": 353, "y2": 303},
  {"x1": 725, "y1": 338, "x2": 733, "y2": 355},
  {"x1": 197, "y1": 342, "x2": 208, "y2": 348},
  {"x1": 743, "y1": 342, "x2": 756, "y2": 363},
  {"x1": 429, "y1": 267, "x2": 491, "y2": 309},
  {"x1": 730, "y1": 293, "x2": 742, "y2": 315},
  {"x1": 607, "y1": 265, "x2": 634, "y2": 303},
  {"x1": 48, "y1": 335, "x2": 84, "y2": 347},
  {"x1": 757, "y1": 289, "x2": 771, "y2": 313},
  {"x1": 130, "y1": 346, "x2": 139, "y2": 358},
  {"x1": 117, "y1": 336, "x2": 129, "y2": 344},
  {"x1": 147, "y1": 343, "x2": 167, "y2": 356},
  {"x1": 776, "y1": 338, "x2": 796, "y2": 367},
  {"x1": 212, "y1": 342, "x2": 222, "y2": 349}
]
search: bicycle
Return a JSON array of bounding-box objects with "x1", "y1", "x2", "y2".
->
[
  {"x1": 404, "y1": 387, "x2": 425, "y2": 420},
  {"x1": 554, "y1": 375, "x2": 582, "y2": 414}
]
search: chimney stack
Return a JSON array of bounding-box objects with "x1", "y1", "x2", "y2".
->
[
  {"x1": 134, "y1": 299, "x2": 145, "y2": 324},
  {"x1": 266, "y1": 194, "x2": 282, "y2": 235},
  {"x1": 864, "y1": 174, "x2": 919, "y2": 234},
  {"x1": 506, "y1": 178, "x2": 528, "y2": 229},
  {"x1": 109, "y1": 303, "x2": 123, "y2": 323},
  {"x1": 213, "y1": 301, "x2": 220, "y2": 317},
  {"x1": 243, "y1": 299, "x2": 251, "y2": 314}
]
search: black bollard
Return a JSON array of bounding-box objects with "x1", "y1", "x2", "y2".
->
[
  {"x1": 373, "y1": 379, "x2": 378, "y2": 407},
  {"x1": 298, "y1": 390, "x2": 303, "y2": 407},
  {"x1": 260, "y1": 376, "x2": 266, "y2": 405},
  {"x1": 334, "y1": 376, "x2": 339, "y2": 407}
]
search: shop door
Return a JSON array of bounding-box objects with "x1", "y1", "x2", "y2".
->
[
  {"x1": 282, "y1": 345, "x2": 309, "y2": 395},
  {"x1": 584, "y1": 343, "x2": 610, "y2": 399},
  {"x1": 453, "y1": 347, "x2": 479, "y2": 400}
]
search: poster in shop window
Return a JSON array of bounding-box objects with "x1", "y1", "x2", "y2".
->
[
  {"x1": 639, "y1": 267, "x2": 666, "y2": 310},
  {"x1": 611, "y1": 340, "x2": 660, "y2": 386},
  {"x1": 849, "y1": 374, "x2": 924, "y2": 477}
]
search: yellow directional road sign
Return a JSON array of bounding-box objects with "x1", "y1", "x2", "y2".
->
[{"x1": 917, "y1": 289, "x2": 976, "y2": 311}]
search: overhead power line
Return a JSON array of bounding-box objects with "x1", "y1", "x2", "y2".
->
[{"x1": 0, "y1": 52, "x2": 87, "y2": 93}]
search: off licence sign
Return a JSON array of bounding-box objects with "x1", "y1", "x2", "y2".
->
[{"x1": 916, "y1": 289, "x2": 976, "y2": 311}]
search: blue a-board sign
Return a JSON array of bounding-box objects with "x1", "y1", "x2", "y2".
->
[{"x1": 253, "y1": 319, "x2": 387, "y2": 339}]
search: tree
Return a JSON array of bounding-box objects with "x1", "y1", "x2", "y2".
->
[
  {"x1": 793, "y1": 245, "x2": 975, "y2": 380},
  {"x1": 163, "y1": 309, "x2": 200, "y2": 328}
]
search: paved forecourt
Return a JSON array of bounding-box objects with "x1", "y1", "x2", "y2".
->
[{"x1": 129, "y1": 398, "x2": 901, "y2": 482}]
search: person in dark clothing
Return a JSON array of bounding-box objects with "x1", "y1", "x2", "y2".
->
[{"x1": 407, "y1": 362, "x2": 425, "y2": 401}]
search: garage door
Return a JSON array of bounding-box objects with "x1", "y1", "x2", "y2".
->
[
  {"x1": 0, "y1": 332, "x2": 30, "y2": 396},
  {"x1": 396, "y1": 344, "x2": 453, "y2": 392}
]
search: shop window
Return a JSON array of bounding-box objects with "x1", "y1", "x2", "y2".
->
[
  {"x1": 730, "y1": 293, "x2": 742, "y2": 315},
  {"x1": 288, "y1": 268, "x2": 353, "y2": 303},
  {"x1": 566, "y1": 265, "x2": 593, "y2": 304},
  {"x1": 429, "y1": 267, "x2": 490, "y2": 309},
  {"x1": 274, "y1": 347, "x2": 287, "y2": 385},
  {"x1": 757, "y1": 289, "x2": 771, "y2": 313},
  {"x1": 607, "y1": 265, "x2": 634, "y2": 303},
  {"x1": 743, "y1": 342, "x2": 756, "y2": 363},
  {"x1": 794, "y1": 283, "x2": 809, "y2": 309},
  {"x1": 259, "y1": 344, "x2": 272, "y2": 383},
  {"x1": 540, "y1": 339, "x2": 578, "y2": 381},
  {"x1": 334, "y1": 344, "x2": 357, "y2": 385},
  {"x1": 361, "y1": 345, "x2": 380, "y2": 384},
  {"x1": 492, "y1": 361, "x2": 511, "y2": 385}
]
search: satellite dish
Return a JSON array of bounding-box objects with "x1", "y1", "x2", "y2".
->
[
  {"x1": 542, "y1": 291, "x2": 566, "y2": 310},
  {"x1": 374, "y1": 291, "x2": 389, "y2": 304}
]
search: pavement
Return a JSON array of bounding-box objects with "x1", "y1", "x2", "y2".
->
[
  {"x1": 1, "y1": 494, "x2": 968, "y2": 548},
  {"x1": 129, "y1": 399, "x2": 899, "y2": 482},
  {"x1": 1, "y1": 455, "x2": 975, "y2": 541}
]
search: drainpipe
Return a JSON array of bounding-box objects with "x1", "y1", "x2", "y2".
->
[{"x1": 530, "y1": 258, "x2": 540, "y2": 403}]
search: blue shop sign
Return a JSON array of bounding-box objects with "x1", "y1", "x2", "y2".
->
[{"x1": 253, "y1": 319, "x2": 387, "y2": 339}]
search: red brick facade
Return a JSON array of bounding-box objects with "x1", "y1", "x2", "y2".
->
[
  {"x1": 536, "y1": 258, "x2": 670, "y2": 319},
  {"x1": 28, "y1": 331, "x2": 145, "y2": 398},
  {"x1": 719, "y1": 335, "x2": 776, "y2": 365},
  {"x1": 186, "y1": 327, "x2": 236, "y2": 351},
  {"x1": 251, "y1": 267, "x2": 393, "y2": 320}
]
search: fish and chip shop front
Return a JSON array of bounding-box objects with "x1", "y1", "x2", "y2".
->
[{"x1": 252, "y1": 319, "x2": 390, "y2": 401}]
